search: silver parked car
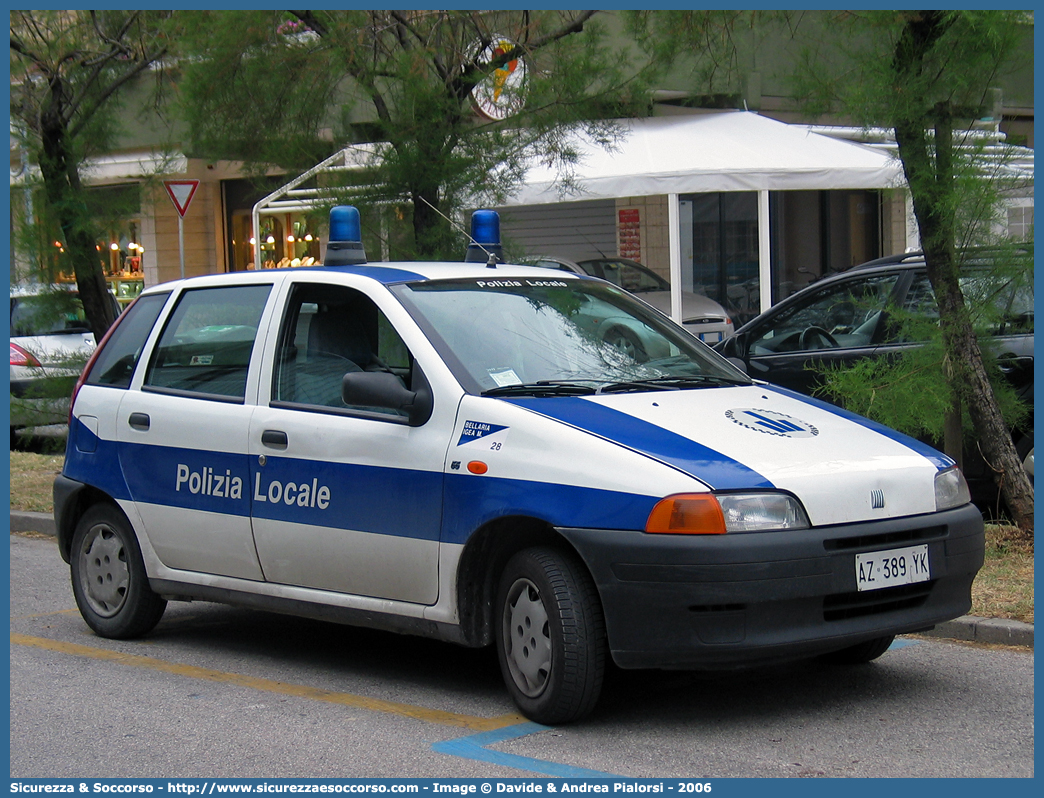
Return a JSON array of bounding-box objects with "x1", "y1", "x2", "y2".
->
[
  {"x1": 9, "y1": 284, "x2": 119, "y2": 444},
  {"x1": 525, "y1": 256, "x2": 734, "y2": 344}
]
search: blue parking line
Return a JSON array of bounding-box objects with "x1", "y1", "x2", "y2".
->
[
  {"x1": 437, "y1": 642, "x2": 924, "y2": 775},
  {"x1": 889, "y1": 638, "x2": 921, "y2": 650},
  {"x1": 432, "y1": 722, "x2": 621, "y2": 777}
]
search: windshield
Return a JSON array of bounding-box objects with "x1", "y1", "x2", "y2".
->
[
  {"x1": 579, "y1": 259, "x2": 668, "y2": 293},
  {"x1": 395, "y1": 277, "x2": 749, "y2": 395}
]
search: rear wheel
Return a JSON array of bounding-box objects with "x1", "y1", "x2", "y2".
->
[
  {"x1": 495, "y1": 548, "x2": 606, "y2": 724},
  {"x1": 603, "y1": 327, "x2": 647, "y2": 363},
  {"x1": 70, "y1": 504, "x2": 166, "y2": 639},
  {"x1": 825, "y1": 635, "x2": 895, "y2": 664}
]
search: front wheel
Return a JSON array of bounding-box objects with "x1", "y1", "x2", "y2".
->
[
  {"x1": 495, "y1": 547, "x2": 606, "y2": 725},
  {"x1": 70, "y1": 504, "x2": 167, "y2": 639}
]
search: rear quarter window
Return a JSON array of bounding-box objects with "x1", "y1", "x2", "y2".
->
[
  {"x1": 85, "y1": 293, "x2": 171, "y2": 388},
  {"x1": 143, "y1": 285, "x2": 271, "y2": 401}
]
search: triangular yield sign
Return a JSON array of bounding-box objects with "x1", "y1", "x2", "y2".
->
[{"x1": 164, "y1": 180, "x2": 200, "y2": 218}]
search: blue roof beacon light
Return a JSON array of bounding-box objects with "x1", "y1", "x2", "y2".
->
[
  {"x1": 464, "y1": 209, "x2": 503, "y2": 265},
  {"x1": 323, "y1": 205, "x2": 368, "y2": 266}
]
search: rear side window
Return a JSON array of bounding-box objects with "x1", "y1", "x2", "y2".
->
[
  {"x1": 10, "y1": 292, "x2": 90, "y2": 336},
  {"x1": 144, "y1": 285, "x2": 271, "y2": 401},
  {"x1": 85, "y1": 293, "x2": 170, "y2": 389}
]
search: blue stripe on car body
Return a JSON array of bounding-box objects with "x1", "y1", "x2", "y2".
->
[
  {"x1": 66, "y1": 420, "x2": 659, "y2": 543},
  {"x1": 765, "y1": 385, "x2": 955, "y2": 470},
  {"x1": 502, "y1": 396, "x2": 774, "y2": 490}
]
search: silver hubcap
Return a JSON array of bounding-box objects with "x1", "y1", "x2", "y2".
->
[
  {"x1": 606, "y1": 332, "x2": 637, "y2": 360},
  {"x1": 503, "y1": 577, "x2": 552, "y2": 698},
  {"x1": 78, "y1": 524, "x2": 129, "y2": 617}
]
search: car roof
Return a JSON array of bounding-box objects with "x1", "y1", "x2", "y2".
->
[
  {"x1": 139, "y1": 261, "x2": 589, "y2": 296},
  {"x1": 849, "y1": 244, "x2": 1033, "y2": 272},
  {"x1": 10, "y1": 283, "x2": 80, "y2": 298}
]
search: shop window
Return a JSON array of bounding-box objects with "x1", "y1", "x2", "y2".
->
[
  {"x1": 683, "y1": 193, "x2": 759, "y2": 325},
  {"x1": 771, "y1": 190, "x2": 880, "y2": 306}
]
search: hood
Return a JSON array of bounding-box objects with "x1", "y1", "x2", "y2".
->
[
  {"x1": 505, "y1": 385, "x2": 951, "y2": 527},
  {"x1": 640, "y1": 290, "x2": 728, "y2": 324}
]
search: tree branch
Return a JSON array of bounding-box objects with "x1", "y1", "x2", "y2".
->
[{"x1": 68, "y1": 46, "x2": 167, "y2": 140}]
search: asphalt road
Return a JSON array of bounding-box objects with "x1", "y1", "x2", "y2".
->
[{"x1": 9, "y1": 533, "x2": 1034, "y2": 779}]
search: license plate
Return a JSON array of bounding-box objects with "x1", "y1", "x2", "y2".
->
[
  {"x1": 855, "y1": 544, "x2": 930, "y2": 592},
  {"x1": 698, "y1": 331, "x2": 722, "y2": 343}
]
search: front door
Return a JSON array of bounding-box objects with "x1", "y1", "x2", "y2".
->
[{"x1": 248, "y1": 280, "x2": 444, "y2": 604}]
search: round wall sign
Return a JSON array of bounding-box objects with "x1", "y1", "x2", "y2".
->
[{"x1": 471, "y1": 37, "x2": 527, "y2": 121}]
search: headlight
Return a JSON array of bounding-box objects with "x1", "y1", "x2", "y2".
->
[
  {"x1": 646, "y1": 492, "x2": 810, "y2": 534},
  {"x1": 717, "y1": 493, "x2": 810, "y2": 532},
  {"x1": 934, "y1": 467, "x2": 971, "y2": 511}
]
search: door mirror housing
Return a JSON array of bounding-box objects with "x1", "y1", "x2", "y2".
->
[
  {"x1": 717, "y1": 330, "x2": 748, "y2": 359},
  {"x1": 342, "y1": 368, "x2": 433, "y2": 427}
]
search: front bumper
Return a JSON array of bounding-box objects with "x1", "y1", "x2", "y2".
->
[{"x1": 558, "y1": 503, "x2": 984, "y2": 669}]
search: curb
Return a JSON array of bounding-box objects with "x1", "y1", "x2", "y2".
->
[
  {"x1": 10, "y1": 510, "x2": 56, "y2": 537},
  {"x1": 9, "y1": 511, "x2": 1033, "y2": 649},
  {"x1": 917, "y1": 615, "x2": 1034, "y2": 648}
]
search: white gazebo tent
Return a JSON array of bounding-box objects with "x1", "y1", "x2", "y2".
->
[{"x1": 501, "y1": 110, "x2": 906, "y2": 319}]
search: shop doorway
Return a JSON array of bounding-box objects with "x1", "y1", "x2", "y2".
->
[
  {"x1": 680, "y1": 193, "x2": 760, "y2": 326},
  {"x1": 771, "y1": 190, "x2": 881, "y2": 304}
]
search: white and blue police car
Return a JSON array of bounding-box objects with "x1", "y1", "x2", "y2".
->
[{"x1": 54, "y1": 207, "x2": 984, "y2": 724}]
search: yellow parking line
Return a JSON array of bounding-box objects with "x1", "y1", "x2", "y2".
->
[
  {"x1": 10, "y1": 608, "x2": 82, "y2": 621},
  {"x1": 11, "y1": 633, "x2": 525, "y2": 731}
]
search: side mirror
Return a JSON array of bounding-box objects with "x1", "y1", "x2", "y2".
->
[
  {"x1": 716, "y1": 331, "x2": 747, "y2": 358},
  {"x1": 342, "y1": 368, "x2": 434, "y2": 427}
]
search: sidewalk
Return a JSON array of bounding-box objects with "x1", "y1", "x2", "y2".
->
[{"x1": 10, "y1": 509, "x2": 1034, "y2": 649}]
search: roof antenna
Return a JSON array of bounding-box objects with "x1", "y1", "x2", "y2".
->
[{"x1": 416, "y1": 196, "x2": 502, "y2": 266}]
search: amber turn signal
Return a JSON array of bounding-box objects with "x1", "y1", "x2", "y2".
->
[{"x1": 645, "y1": 494, "x2": 727, "y2": 534}]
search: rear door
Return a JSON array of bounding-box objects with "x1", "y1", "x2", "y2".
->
[{"x1": 116, "y1": 281, "x2": 276, "y2": 580}]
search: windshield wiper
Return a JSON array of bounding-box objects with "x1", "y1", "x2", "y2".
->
[
  {"x1": 598, "y1": 375, "x2": 750, "y2": 393},
  {"x1": 482, "y1": 380, "x2": 598, "y2": 397}
]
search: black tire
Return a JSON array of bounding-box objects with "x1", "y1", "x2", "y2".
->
[
  {"x1": 70, "y1": 504, "x2": 166, "y2": 639},
  {"x1": 495, "y1": 547, "x2": 606, "y2": 725},
  {"x1": 825, "y1": 635, "x2": 895, "y2": 664}
]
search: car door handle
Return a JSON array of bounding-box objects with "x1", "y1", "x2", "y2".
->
[
  {"x1": 261, "y1": 430, "x2": 288, "y2": 449},
  {"x1": 128, "y1": 412, "x2": 150, "y2": 431}
]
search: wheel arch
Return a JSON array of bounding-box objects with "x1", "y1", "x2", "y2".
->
[
  {"x1": 54, "y1": 479, "x2": 124, "y2": 564},
  {"x1": 454, "y1": 515, "x2": 594, "y2": 648}
]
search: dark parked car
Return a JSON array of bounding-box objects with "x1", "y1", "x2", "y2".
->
[{"x1": 715, "y1": 249, "x2": 1034, "y2": 505}]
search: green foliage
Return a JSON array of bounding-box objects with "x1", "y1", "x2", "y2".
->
[
  {"x1": 815, "y1": 244, "x2": 1033, "y2": 444},
  {"x1": 174, "y1": 10, "x2": 665, "y2": 258},
  {"x1": 10, "y1": 10, "x2": 172, "y2": 335},
  {"x1": 814, "y1": 331, "x2": 1028, "y2": 445}
]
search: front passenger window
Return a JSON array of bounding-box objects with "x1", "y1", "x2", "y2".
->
[
  {"x1": 749, "y1": 274, "x2": 900, "y2": 355},
  {"x1": 272, "y1": 283, "x2": 414, "y2": 419}
]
